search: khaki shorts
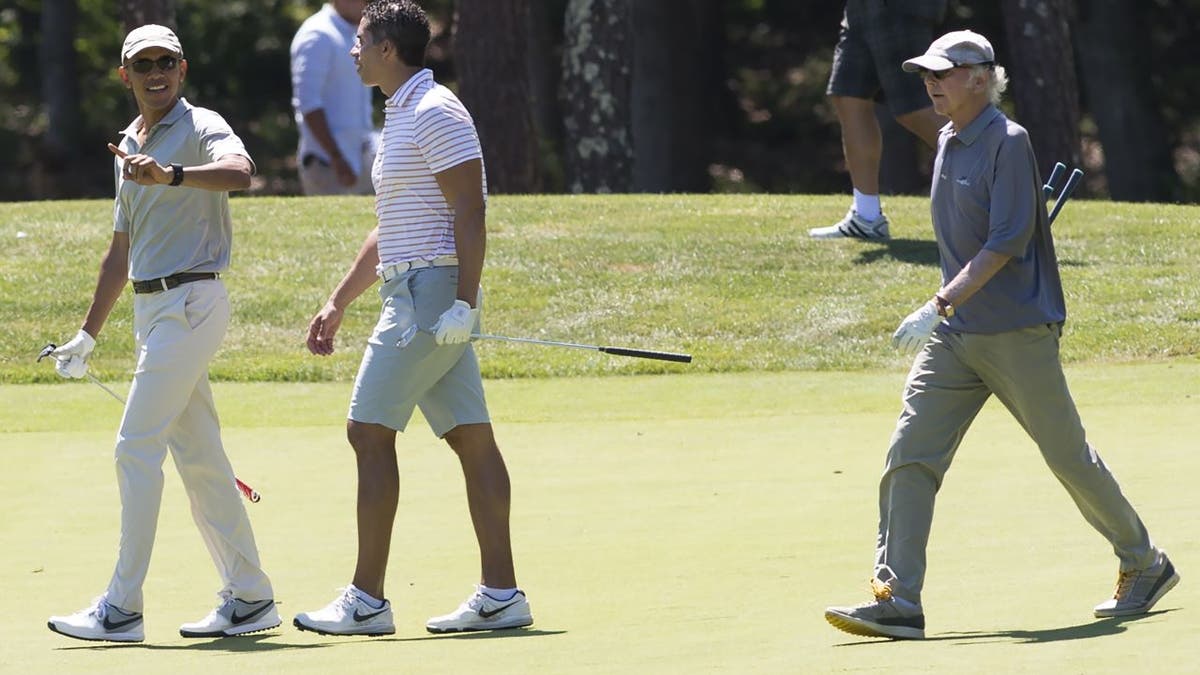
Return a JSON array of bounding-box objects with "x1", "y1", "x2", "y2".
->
[{"x1": 348, "y1": 266, "x2": 489, "y2": 436}]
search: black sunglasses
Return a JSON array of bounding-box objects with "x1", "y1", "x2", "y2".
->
[{"x1": 128, "y1": 56, "x2": 179, "y2": 74}]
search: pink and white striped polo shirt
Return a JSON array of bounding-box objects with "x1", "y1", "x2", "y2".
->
[{"x1": 372, "y1": 68, "x2": 487, "y2": 266}]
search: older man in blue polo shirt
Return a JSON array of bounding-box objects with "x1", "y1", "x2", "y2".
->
[
  {"x1": 47, "y1": 24, "x2": 279, "y2": 643},
  {"x1": 824, "y1": 30, "x2": 1178, "y2": 640}
]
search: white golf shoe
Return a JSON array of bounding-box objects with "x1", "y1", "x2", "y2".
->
[
  {"x1": 425, "y1": 586, "x2": 533, "y2": 633},
  {"x1": 809, "y1": 209, "x2": 891, "y2": 240},
  {"x1": 179, "y1": 593, "x2": 281, "y2": 637},
  {"x1": 824, "y1": 579, "x2": 925, "y2": 640},
  {"x1": 48, "y1": 596, "x2": 144, "y2": 643},
  {"x1": 293, "y1": 586, "x2": 395, "y2": 636}
]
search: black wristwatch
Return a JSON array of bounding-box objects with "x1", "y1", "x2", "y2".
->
[{"x1": 169, "y1": 163, "x2": 184, "y2": 186}]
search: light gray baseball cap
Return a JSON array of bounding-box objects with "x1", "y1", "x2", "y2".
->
[
  {"x1": 121, "y1": 24, "x2": 184, "y2": 62},
  {"x1": 902, "y1": 30, "x2": 994, "y2": 72}
]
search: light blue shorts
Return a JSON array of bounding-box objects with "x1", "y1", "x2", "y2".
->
[{"x1": 348, "y1": 266, "x2": 489, "y2": 437}]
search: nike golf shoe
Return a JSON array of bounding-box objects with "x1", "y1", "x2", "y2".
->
[
  {"x1": 425, "y1": 586, "x2": 533, "y2": 633},
  {"x1": 293, "y1": 586, "x2": 395, "y2": 636},
  {"x1": 48, "y1": 595, "x2": 144, "y2": 643},
  {"x1": 179, "y1": 592, "x2": 281, "y2": 637}
]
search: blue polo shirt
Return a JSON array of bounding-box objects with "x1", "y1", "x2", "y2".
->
[{"x1": 930, "y1": 105, "x2": 1067, "y2": 334}]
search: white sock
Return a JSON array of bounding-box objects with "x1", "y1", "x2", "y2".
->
[
  {"x1": 480, "y1": 585, "x2": 518, "y2": 601},
  {"x1": 350, "y1": 584, "x2": 385, "y2": 608},
  {"x1": 852, "y1": 188, "x2": 882, "y2": 222}
]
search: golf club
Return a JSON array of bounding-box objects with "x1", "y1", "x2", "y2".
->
[
  {"x1": 37, "y1": 343, "x2": 262, "y2": 503},
  {"x1": 1048, "y1": 167, "x2": 1084, "y2": 226},
  {"x1": 1043, "y1": 162, "x2": 1066, "y2": 200},
  {"x1": 395, "y1": 325, "x2": 692, "y2": 363}
]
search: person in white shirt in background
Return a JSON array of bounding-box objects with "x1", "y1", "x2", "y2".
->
[{"x1": 291, "y1": 0, "x2": 378, "y2": 195}]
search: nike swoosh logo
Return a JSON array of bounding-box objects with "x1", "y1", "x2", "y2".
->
[
  {"x1": 478, "y1": 600, "x2": 519, "y2": 619},
  {"x1": 231, "y1": 600, "x2": 274, "y2": 625},
  {"x1": 353, "y1": 607, "x2": 389, "y2": 622},
  {"x1": 102, "y1": 613, "x2": 142, "y2": 630}
]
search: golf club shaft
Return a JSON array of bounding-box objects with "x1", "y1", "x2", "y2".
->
[
  {"x1": 38, "y1": 343, "x2": 262, "y2": 503},
  {"x1": 471, "y1": 333, "x2": 693, "y2": 363}
]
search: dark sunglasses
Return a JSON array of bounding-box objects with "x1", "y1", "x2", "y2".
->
[{"x1": 128, "y1": 56, "x2": 179, "y2": 74}]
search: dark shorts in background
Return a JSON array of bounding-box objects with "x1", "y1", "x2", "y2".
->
[{"x1": 827, "y1": 0, "x2": 947, "y2": 116}]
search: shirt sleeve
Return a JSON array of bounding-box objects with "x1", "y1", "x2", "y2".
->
[
  {"x1": 195, "y1": 110, "x2": 257, "y2": 175},
  {"x1": 984, "y1": 129, "x2": 1038, "y2": 258},
  {"x1": 291, "y1": 31, "x2": 334, "y2": 116},
  {"x1": 413, "y1": 96, "x2": 482, "y2": 174}
]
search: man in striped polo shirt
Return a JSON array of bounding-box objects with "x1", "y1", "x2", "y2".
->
[{"x1": 295, "y1": 0, "x2": 532, "y2": 636}]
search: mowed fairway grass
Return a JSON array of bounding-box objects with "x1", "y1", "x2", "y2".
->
[
  {"x1": 2, "y1": 366, "x2": 1198, "y2": 674},
  {"x1": 2, "y1": 194, "x2": 1199, "y2": 673}
]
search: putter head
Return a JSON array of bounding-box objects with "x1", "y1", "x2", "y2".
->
[{"x1": 37, "y1": 343, "x2": 57, "y2": 362}]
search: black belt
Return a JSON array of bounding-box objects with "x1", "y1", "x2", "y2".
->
[{"x1": 132, "y1": 272, "x2": 219, "y2": 294}]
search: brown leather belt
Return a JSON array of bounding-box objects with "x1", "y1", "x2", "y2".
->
[{"x1": 132, "y1": 272, "x2": 219, "y2": 294}]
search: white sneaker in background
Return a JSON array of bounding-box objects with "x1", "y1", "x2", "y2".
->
[{"x1": 809, "y1": 209, "x2": 891, "y2": 240}]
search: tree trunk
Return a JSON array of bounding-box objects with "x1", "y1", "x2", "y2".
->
[
  {"x1": 999, "y1": 0, "x2": 1081, "y2": 181},
  {"x1": 455, "y1": 0, "x2": 541, "y2": 193},
  {"x1": 1074, "y1": 0, "x2": 1180, "y2": 201},
  {"x1": 560, "y1": 0, "x2": 633, "y2": 194},
  {"x1": 629, "y1": 0, "x2": 719, "y2": 192},
  {"x1": 526, "y1": 0, "x2": 564, "y2": 192},
  {"x1": 39, "y1": 0, "x2": 82, "y2": 172}
]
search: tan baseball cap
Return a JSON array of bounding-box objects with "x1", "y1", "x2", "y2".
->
[
  {"x1": 902, "y1": 30, "x2": 994, "y2": 73},
  {"x1": 121, "y1": 24, "x2": 183, "y2": 62}
]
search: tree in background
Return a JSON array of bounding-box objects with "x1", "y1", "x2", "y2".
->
[
  {"x1": 454, "y1": 0, "x2": 541, "y2": 193},
  {"x1": 560, "y1": 0, "x2": 633, "y2": 193},
  {"x1": 999, "y1": 0, "x2": 1081, "y2": 180},
  {"x1": 38, "y1": 0, "x2": 83, "y2": 199},
  {"x1": 1075, "y1": 0, "x2": 1181, "y2": 202},
  {"x1": 2, "y1": 0, "x2": 1199, "y2": 202},
  {"x1": 629, "y1": 0, "x2": 720, "y2": 193}
]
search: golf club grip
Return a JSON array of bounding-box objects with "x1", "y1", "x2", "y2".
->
[
  {"x1": 1043, "y1": 162, "x2": 1066, "y2": 199},
  {"x1": 1049, "y1": 169, "x2": 1084, "y2": 225},
  {"x1": 597, "y1": 346, "x2": 693, "y2": 363}
]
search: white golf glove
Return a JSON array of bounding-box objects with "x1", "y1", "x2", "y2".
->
[
  {"x1": 892, "y1": 300, "x2": 944, "y2": 355},
  {"x1": 431, "y1": 299, "x2": 478, "y2": 345},
  {"x1": 52, "y1": 329, "x2": 96, "y2": 379}
]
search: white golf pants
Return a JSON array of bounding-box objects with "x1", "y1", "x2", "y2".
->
[{"x1": 106, "y1": 279, "x2": 273, "y2": 612}]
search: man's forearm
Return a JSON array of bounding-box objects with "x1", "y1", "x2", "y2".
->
[
  {"x1": 939, "y1": 248, "x2": 1012, "y2": 307},
  {"x1": 453, "y1": 205, "x2": 486, "y2": 306},
  {"x1": 328, "y1": 227, "x2": 381, "y2": 310},
  {"x1": 176, "y1": 155, "x2": 254, "y2": 192},
  {"x1": 302, "y1": 109, "x2": 344, "y2": 162}
]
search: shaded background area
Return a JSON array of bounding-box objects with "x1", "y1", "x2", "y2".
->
[{"x1": 2, "y1": 0, "x2": 1198, "y2": 201}]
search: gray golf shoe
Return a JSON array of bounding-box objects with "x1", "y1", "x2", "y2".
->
[
  {"x1": 1094, "y1": 551, "x2": 1180, "y2": 618},
  {"x1": 825, "y1": 579, "x2": 925, "y2": 640}
]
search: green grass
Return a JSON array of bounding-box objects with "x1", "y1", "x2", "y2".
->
[
  {"x1": 2, "y1": 365, "x2": 1196, "y2": 673},
  {"x1": 3, "y1": 195, "x2": 1200, "y2": 382}
]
